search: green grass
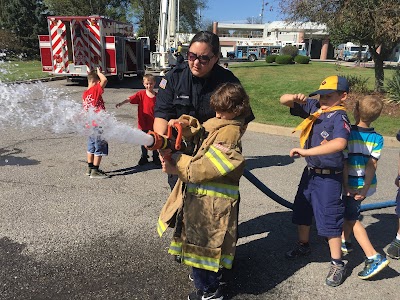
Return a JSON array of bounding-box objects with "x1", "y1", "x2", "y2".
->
[
  {"x1": 231, "y1": 61, "x2": 398, "y2": 136},
  {"x1": 0, "y1": 59, "x2": 398, "y2": 136},
  {"x1": 0, "y1": 60, "x2": 52, "y2": 82}
]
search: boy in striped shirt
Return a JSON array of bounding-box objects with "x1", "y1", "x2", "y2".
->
[{"x1": 342, "y1": 95, "x2": 389, "y2": 279}]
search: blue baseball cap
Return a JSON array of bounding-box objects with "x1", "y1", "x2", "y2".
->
[{"x1": 309, "y1": 75, "x2": 350, "y2": 96}]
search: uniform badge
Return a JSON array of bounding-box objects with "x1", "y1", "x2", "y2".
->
[
  {"x1": 159, "y1": 78, "x2": 167, "y2": 89},
  {"x1": 320, "y1": 131, "x2": 329, "y2": 145},
  {"x1": 327, "y1": 111, "x2": 337, "y2": 118}
]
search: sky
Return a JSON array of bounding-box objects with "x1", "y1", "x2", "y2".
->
[{"x1": 201, "y1": 0, "x2": 284, "y2": 24}]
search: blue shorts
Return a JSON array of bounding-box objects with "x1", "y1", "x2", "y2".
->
[
  {"x1": 343, "y1": 195, "x2": 362, "y2": 221},
  {"x1": 292, "y1": 167, "x2": 344, "y2": 237},
  {"x1": 87, "y1": 130, "x2": 108, "y2": 156},
  {"x1": 396, "y1": 189, "x2": 400, "y2": 218}
]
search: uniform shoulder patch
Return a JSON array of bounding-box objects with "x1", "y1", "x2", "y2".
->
[
  {"x1": 159, "y1": 78, "x2": 167, "y2": 89},
  {"x1": 213, "y1": 143, "x2": 230, "y2": 153},
  {"x1": 341, "y1": 114, "x2": 350, "y2": 125}
]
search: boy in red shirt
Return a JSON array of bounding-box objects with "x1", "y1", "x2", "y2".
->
[
  {"x1": 83, "y1": 67, "x2": 109, "y2": 179},
  {"x1": 116, "y1": 74, "x2": 159, "y2": 165}
]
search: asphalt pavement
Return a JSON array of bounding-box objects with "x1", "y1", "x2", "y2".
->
[{"x1": 0, "y1": 78, "x2": 399, "y2": 300}]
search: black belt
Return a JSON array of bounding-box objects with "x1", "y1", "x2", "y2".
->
[{"x1": 309, "y1": 168, "x2": 342, "y2": 175}]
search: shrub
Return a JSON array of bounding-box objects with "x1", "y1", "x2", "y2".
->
[
  {"x1": 340, "y1": 74, "x2": 370, "y2": 94},
  {"x1": 294, "y1": 55, "x2": 310, "y2": 64},
  {"x1": 281, "y1": 45, "x2": 298, "y2": 58},
  {"x1": 275, "y1": 55, "x2": 293, "y2": 64},
  {"x1": 386, "y1": 68, "x2": 400, "y2": 103},
  {"x1": 265, "y1": 55, "x2": 277, "y2": 63}
]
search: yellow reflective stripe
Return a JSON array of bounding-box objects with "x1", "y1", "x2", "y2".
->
[
  {"x1": 182, "y1": 252, "x2": 220, "y2": 272},
  {"x1": 187, "y1": 182, "x2": 239, "y2": 200},
  {"x1": 168, "y1": 241, "x2": 182, "y2": 256},
  {"x1": 157, "y1": 217, "x2": 167, "y2": 237},
  {"x1": 220, "y1": 254, "x2": 234, "y2": 269},
  {"x1": 205, "y1": 145, "x2": 235, "y2": 175}
]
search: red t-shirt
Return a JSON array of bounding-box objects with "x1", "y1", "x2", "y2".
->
[
  {"x1": 82, "y1": 83, "x2": 105, "y2": 112},
  {"x1": 128, "y1": 89, "x2": 157, "y2": 131}
]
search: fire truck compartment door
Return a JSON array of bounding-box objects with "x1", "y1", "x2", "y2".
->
[
  {"x1": 105, "y1": 36, "x2": 117, "y2": 75},
  {"x1": 38, "y1": 35, "x2": 53, "y2": 72}
]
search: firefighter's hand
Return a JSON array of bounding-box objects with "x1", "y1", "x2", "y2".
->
[
  {"x1": 168, "y1": 118, "x2": 189, "y2": 128},
  {"x1": 162, "y1": 158, "x2": 178, "y2": 175}
]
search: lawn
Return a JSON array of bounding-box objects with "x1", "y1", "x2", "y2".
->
[
  {"x1": 0, "y1": 60, "x2": 52, "y2": 82},
  {"x1": 231, "y1": 61, "x2": 399, "y2": 136},
  {"x1": 0, "y1": 59, "x2": 398, "y2": 136}
]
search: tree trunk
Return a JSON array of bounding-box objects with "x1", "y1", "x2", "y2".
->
[{"x1": 374, "y1": 54, "x2": 384, "y2": 93}]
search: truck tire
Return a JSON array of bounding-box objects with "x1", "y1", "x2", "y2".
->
[
  {"x1": 117, "y1": 73, "x2": 124, "y2": 81},
  {"x1": 248, "y1": 54, "x2": 257, "y2": 62}
]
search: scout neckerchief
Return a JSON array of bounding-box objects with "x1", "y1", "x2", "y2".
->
[{"x1": 293, "y1": 105, "x2": 346, "y2": 148}]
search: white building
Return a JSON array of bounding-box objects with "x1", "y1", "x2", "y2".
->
[{"x1": 214, "y1": 21, "x2": 333, "y2": 59}]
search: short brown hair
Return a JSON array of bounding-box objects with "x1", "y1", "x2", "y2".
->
[
  {"x1": 87, "y1": 70, "x2": 99, "y2": 83},
  {"x1": 143, "y1": 74, "x2": 155, "y2": 82},
  {"x1": 355, "y1": 95, "x2": 383, "y2": 123},
  {"x1": 210, "y1": 83, "x2": 250, "y2": 117}
]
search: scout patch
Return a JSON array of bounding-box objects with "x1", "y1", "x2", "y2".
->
[{"x1": 159, "y1": 78, "x2": 167, "y2": 89}]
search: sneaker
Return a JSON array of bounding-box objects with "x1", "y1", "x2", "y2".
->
[
  {"x1": 138, "y1": 156, "x2": 149, "y2": 165},
  {"x1": 187, "y1": 288, "x2": 224, "y2": 300},
  {"x1": 85, "y1": 167, "x2": 92, "y2": 176},
  {"x1": 325, "y1": 262, "x2": 346, "y2": 287},
  {"x1": 358, "y1": 254, "x2": 389, "y2": 279},
  {"x1": 90, "y1": 168, "x2": 109, "y2": 179},
  {"x1": 285, "y1": 242, "x2": 311, "y2": 259},
  {"x1": 341, "y1": 241, "x2": 353, "y2": 255},
  {"x1": 387, "y1": 238, "x2": 400, "y2": 259}
]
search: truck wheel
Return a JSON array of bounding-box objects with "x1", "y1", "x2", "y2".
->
[
  {"x1": 117, "y1": 73, "x2": 124, "y2": 81},
  {"x1": 248, "y1": 54, "x2": 257, "y2": 62}
]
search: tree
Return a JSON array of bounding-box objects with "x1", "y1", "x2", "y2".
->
[
  {"x1": 0, "y1": 0, "x2": 49, "y2": 58},
  {"x1": 280, "y1": 0, "x2": 400, "y2": 92},
  {"x1": 43, "y1": 0, "x2": 132, "y2": 21}
]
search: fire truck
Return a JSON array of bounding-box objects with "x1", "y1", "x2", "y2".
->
[{"x1": 38, "y1": 16, "x2": 149, "y2": 81}]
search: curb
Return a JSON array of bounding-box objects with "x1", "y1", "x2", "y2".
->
[
  {"x1": 9, "y1": 76, "x2": 66, "y2": 85},
  {"x1": 247, "y1": 122, "x2": 400, "y2": 149}
]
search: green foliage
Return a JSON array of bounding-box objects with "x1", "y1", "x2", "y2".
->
[
  {"x1": 44, "y1": 0, "x2": 131, "y2": 20},
  {"x1": 340, "y1": 74, "x2": 370, "y2": 94},
  {"x1": 275, "y1": 55, "x2": 293, "y2": 64},
  {"x1": 265, "y1": 55, "x2": 277, "y2": 63},
  {"x1": 281, "y1": 45, "x2": 298, "y2": 58},
  {"x1": 294, "y1": 55, "x2": 310, "y2": 64},
  {"x1": 386, "y1": 68, "x2": 400, "y2": 103},
  {"x1": 0, "y1": 0, "x2": 49, "y2": 58}
]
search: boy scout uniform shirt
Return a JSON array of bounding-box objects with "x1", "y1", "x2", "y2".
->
[
  {"x1": 155, "y1": 63, "x2": 255, "y2": 124},
  {"x1": 291, "y1": 98, "x2": 351, "y2": 170}
]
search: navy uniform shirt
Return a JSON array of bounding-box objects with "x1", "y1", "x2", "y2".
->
[
  {"x1": 291, "y1": 98, "x2": 351, "y2": 170},
  {"x1": 155, "y1": 62, "x2": 255, "y2": 124}
]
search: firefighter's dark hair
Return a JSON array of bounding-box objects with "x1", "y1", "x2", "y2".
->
[
  {"x1": 210, "y1": 83, "x2": 250, "y2": 117},
  {"x1": 189, "y1": 31, "x2": 220, "y2": 56},
  {"x1": 87, "y1": 70, "x2": 100, "y2": 82}
]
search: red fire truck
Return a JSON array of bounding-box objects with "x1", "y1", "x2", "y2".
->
[{"x1": 38, "y1": 15, "x2": 148, "y2": 81}]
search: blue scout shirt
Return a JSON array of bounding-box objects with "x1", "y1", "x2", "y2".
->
[
  {"x1": 291, "y1": 98, "x2": 351, "y2": 170},
  {"x1": 154, "y1": 63, "x2": 254, "y2": 124}
]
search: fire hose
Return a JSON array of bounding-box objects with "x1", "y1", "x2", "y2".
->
[{"x1": 145, "y1": 122, "x2": 184, "y2": 160}]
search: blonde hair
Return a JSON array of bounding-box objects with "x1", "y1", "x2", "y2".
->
[
  {"x1": 210, "y1": 82, "x2": 250, "y2": 117},
  {"x1": 87, "y1": 70, "x2": 100, "y2": 83},
  {"x1": 355, "y1": 95, "x2": 383, "y2": 123},
  {"x1": 143, "y1": 74, "x2": 155, "y2": 82}
]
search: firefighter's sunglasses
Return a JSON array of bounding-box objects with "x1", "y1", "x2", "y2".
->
[{"x1": 187, "y1": 52, "x2": 214, "y2": 65}]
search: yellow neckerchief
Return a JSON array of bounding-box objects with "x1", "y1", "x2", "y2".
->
[{"x1": 292, "y1": 105, "x2": 346, "y2": 148}]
